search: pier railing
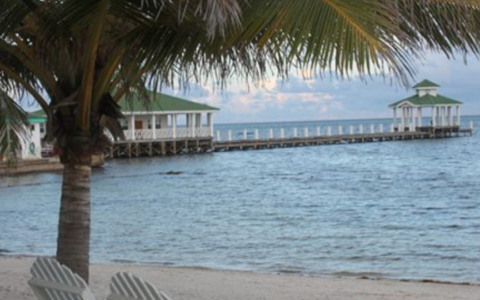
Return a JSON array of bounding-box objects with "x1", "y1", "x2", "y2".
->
[
  {"x1": 106, "y1": 120, "x2": 474, "y2": 158},
  {"x1": 105, "y1": 120, "x2": 474, "y2": 144},
  {"x1": 214, "y1": 121, "x2": 474, "y2": 142},
  {"x1": 122, "y1": 128, "x2": 213, "y2": 141}
]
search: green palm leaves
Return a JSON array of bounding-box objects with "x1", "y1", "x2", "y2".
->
[{"x1": 0, "y1": 91, "x2": 29, "y2": 163}]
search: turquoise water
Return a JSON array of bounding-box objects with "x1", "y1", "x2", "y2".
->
[{"x1": 1, "y1": 117, "x2": 479, "y2": 283}]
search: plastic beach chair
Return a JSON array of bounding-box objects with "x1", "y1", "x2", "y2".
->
[
  {"x1": 29, "y1": 257, "x2": 172, "y2": 300},
  {"x1": 108, "y1": 272, "x2": 172, "y2": 300},
  {"x1": 28, "y1": 257, "x2": 96, "y2": 300}
]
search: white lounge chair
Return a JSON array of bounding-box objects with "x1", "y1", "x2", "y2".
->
[
  {"x1": 29, "y1": 257, "x2": 171, "y2": 300},
  {"x1": 108, "y1": 272, "x2": 171, "y2": 300},
  {"x1": 28, "y1": 257, "x2": 95, "y2": 300}
]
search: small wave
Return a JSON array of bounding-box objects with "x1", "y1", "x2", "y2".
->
[
  {"x1": 182, "y1": 265, "x2": 216, "y2": 271},
  {"x1": 412, "y1": 211, "x2": 427, "y2": 215},
  {"x1": 98, "y1": 170, "x2": 186, "y2": 180},
  {"x1": 341, "y1": 256, "x2": 402, "y2": 262},
  {"x1": 277, "y1": 269, "x2": 304, "y2": 275},
  {"x1": 460, "y1": 204, "x2": 479, "y2": 209},
  {"x1": 423, "y1": 206, "x2": 447, "y2": 211},
  {"x1": 140, "y1": 248, "x2": 164, "y2": 253},
  {"x1": 109, "y1": 259, "x2": 138, "y2": 264},
  {"x1": 295, "y1": 204, "x2": 322, "y2": 209},
  {"x1": 442, "y1": 224, "x2": 463, "y2": 229},
  {"x1": 332, "y1": 271, "x2": 386, "y2": 279},
  {"x1": 382, "y1": 225, "x2": 415, "y2": 230},
  {"x1": 268, "y1": 264, "x2": 306, "y2": 275},
  {"x1": 400, "y1": 279, "x2": 476, "y2": 286},
  {"x1": 424, "y1": 244, "x2": 459, "y2": 250},
  {"x1": 192, "y1": 171, "x2": 207, "y2": 175},
  {"x1": 0, "y1": 181, "x2": 59, "y2": 189},
  {"x1": 439, "y1": 255, "x2": 480, "y2": 262}
]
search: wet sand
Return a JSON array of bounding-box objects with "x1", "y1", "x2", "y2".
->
[{"x1": 1, "y1": 256, "x2": 479, "y2": 300}]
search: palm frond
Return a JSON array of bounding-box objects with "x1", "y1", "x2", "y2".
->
[
  {"x1": 0, "y1": 90, "x2": 29, "y2": 164},
  {"x1": 127, "y1": 0, "x2": 480, "y2": 90},
  {"x1": 398, "y1": 0, "x2": 480, "y2": 58},
  {"x1": 121, "y1": 0, "x2": 242, "y2": 36},
  {"x1": 0, "y1": 0, "x2": 36, "y2": 37}
]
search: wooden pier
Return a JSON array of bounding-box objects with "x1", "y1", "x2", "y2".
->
[
  {"x1": 105, "y1": 125, "x2": 472, "y2": 158},
  {"x1": 213, "y1": 128, "x2": 472, "y2": 152}
]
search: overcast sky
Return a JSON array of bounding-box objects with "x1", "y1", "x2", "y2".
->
[{"x1": 166, "y1": 52, "x2": 480, "y2": 124}]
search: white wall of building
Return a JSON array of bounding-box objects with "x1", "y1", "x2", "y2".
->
[{"x1": 20, "y1": 123, "x2": 43, "y2": 159}]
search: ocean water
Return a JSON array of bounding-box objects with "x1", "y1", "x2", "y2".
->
[{"x1": 1, "y1": 117, "x2": 479, "y2": 284}]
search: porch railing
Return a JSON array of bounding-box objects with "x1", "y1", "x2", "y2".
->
[{"x1": 121, "y1": 128, "x2": 212, "y2": 141}]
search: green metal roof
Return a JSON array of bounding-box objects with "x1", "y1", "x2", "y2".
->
[
  {"x1": 28, "y1": 91, "x2": 219, "y2": 120},
  {"x1": 119, "y1": 91, "x2": 219, "y2": 113},
  {"x1": 389, "y1": 93, "x2": 463, "y2": 107},
  {"x1": 28, "y1": 110, "x2": 47, "y2": 123},
  {"x1": 413, "y1": 79, "x2": 440, "y2": 89},
  {"x1": 28, "y1": 116, "x2": 46, "y2": 123}
]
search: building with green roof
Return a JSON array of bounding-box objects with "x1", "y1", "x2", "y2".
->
[
  {"x1": 1, "y1": 111, "x2": 46, "y2": 160},
  {"x1": 24, "y1": 112, "x2": 47, "y2": 158},
  {"x1": 22, "y1": 92, "x2": 219, "y2": 159},
  {"x1": 388, "y1": 80, "x2": 463, "y2": 131},
  {"x1": 117, "y1": 91, "x2": 219, "y2": 141}
]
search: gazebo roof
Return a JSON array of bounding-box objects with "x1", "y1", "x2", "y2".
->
[
  {"x1": 119, "y1": 91, "x2": 219, "y2": 113},
  {"x1": 412, "y1": 79, "x2": 440, "y2": 89},
  {"x1": 389, "y1": 93, "x2": 463, "y2": 108}
]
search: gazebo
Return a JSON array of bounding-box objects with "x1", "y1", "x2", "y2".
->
[{"x1": 388, "y1": 79, "x2": 463, "y2": 132}]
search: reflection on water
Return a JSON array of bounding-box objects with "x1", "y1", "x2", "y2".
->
[{"x1": 1, "y1": 117, "x2": 480, "y2": 283}]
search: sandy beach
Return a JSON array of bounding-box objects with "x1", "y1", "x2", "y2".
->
[{"x1": 1, "y1": 256, "x2": 478, "y2": 300}]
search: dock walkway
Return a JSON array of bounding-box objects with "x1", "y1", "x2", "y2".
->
[
  {"x1": 213, "y1": 129, "x2": 472, "y2": 152},
  {"x1": 105, "y1": 124, "x2": 472, "y2": 158}
]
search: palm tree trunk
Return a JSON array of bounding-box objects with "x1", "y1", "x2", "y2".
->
[{"x1": 56, "y1": 163, "x2": 91, "y2": 282}]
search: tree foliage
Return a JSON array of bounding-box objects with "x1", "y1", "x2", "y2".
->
[{"x1": 0, "y1": 90, "x2": 29, "y2": 163}]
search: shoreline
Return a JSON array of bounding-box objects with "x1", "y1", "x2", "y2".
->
[
  {"x1": 0, "y1": 157, "x2": 63, "y2": 176},
  {"x1": 2, "y1": 253, "x2": 478, "y2": 287},
  {"x1": 2, "y1": 255, "x2": 479, "y2": 300}
]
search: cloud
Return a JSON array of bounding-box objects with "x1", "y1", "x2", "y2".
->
[
  {"x1": 186, "y1": 76, "x2": 348, "y2": 122},
  {"x1": 158, "y1": 51, "x2": 480, "y2": 124}
]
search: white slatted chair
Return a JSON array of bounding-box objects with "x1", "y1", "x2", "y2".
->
[
  {"x1": 107, "y1": 272, "x2": 171, "y2": 300},
  {"x1": 29, "y1": 257, "x2": 172, "y2": 300},
  {"x1": 28, "y1": 257, "x2": 96, "y2": 300}
]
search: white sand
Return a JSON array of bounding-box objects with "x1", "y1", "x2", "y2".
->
[{"x1": 1, "y1": 256, "x2": 478, "y2": 300}]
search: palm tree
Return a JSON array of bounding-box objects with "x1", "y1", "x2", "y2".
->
[{"x1": 1, "y1": 0, "x2": 480, "y2": 282}]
